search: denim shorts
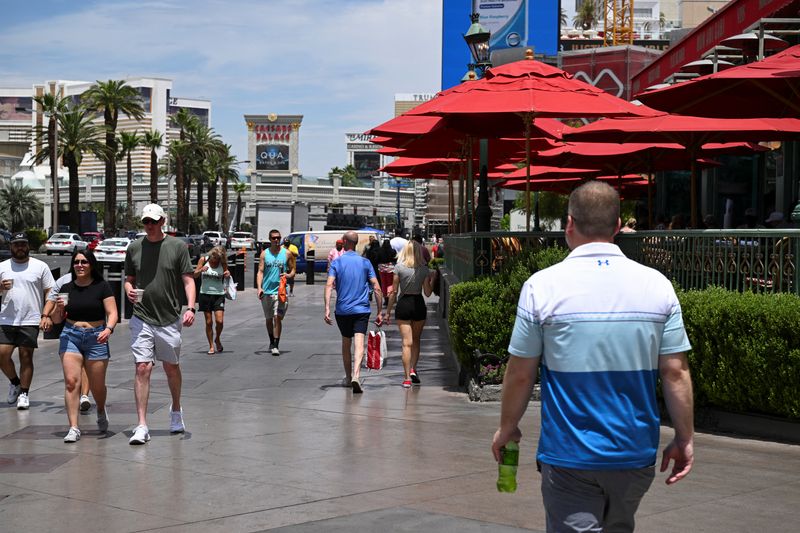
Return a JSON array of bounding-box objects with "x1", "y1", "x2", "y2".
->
[{"x1": 59, "y1": 324, "x2": 110, "y2": 361}]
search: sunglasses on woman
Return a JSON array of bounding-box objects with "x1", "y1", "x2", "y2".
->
[{"x1": 73, "y1": 260, "x2": 90, "y2": 266}]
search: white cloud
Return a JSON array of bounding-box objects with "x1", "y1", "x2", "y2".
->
[{"x1": 0, "y1": 0, "x2": 442, "y2": 175}]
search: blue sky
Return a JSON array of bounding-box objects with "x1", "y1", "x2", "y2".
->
[{"x1": 0, "y1": 0, "x2": 442, "y2": 177}]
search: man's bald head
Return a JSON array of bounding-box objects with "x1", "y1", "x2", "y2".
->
[
  {"x1": 568, "y1": 181, "x2": 620, "y2": 240},
  {"x1": 343, "y1": 231, "x2": 358, "y2": 250}
]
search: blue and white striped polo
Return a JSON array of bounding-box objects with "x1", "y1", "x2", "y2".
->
[{"x1": 508, "y1": 242, "x2": 691, "y2": 470}]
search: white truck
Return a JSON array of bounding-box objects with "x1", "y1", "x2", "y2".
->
[{"x1": 255, "y1": 203, "x2": 309, "y2": 244}]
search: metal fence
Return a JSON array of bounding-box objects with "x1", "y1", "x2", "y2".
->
[{"x1": 444, "y1": 230, "x2": 800, "y2": 294}]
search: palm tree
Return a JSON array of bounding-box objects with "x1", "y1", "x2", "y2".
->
[
  {"x1": 32, "y1": 93, "x2": 68, "y2": 232},
  {"x1": 82, "y1": 80, "x2": 145, "y2": 234},
  {"x1": 118, "y1": 130, "x2": 142, "y2": 229},
  {"x1": 233, "y1": 181, "x2": 248, "y2": 231},
  {"x1": 560, "y1": 8, "x2": 568, "y2": 28},
  {"x1": 0, "y1": 184, "x2": 43, "y2": 232},
  {"x1": 142, "y1": 130, "x2": 163, "y2": 203},
  {"x1": 170, "y1": 108, "x2": 200, "y2": 231},
  {"x1": 184, "y1": 122, "x2": 221, "y2": 219},
  {"x1": 215, "y1": 145, "x2": 238, "y2": 233},
  {"x1": 34, "y1": 107, "x2": 107, "y2": 232},
  {"x1": 573, "y1": 0, "x2": 600, "y2": 30}
]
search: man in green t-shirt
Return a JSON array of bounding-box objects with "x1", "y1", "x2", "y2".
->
[{"x1": 124, "y1": 204, "x2": 196, "y2": 445}]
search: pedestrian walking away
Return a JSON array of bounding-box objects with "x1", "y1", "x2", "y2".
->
[
  {"x1": 43, "y1": 271, "x2": 94, "y2": 412},
  {"x1": 0, "y1": 232, "x2": 55, "y2": 410},
  {"x1": 375, "y1": 239, "x2": 397, "y2": 306},
  {"x1": 384, "y1": 240, "x2": 433, "y2": 388},
  {"x1": 282, "y1": 237, "x2": 299, "y2": 296},
  {"x1": 193, "y1": 246, "x2": 230, "y2": 355},
  {"x1": 257, "y1": 229, "x2": 295, "y2": 356},
  {"x1": 324, "y1": 231, "x2": 383, "y2": 393},
  {"x1": 48, "y1": 250, "x2": 118, "y2": 443},
  {"x1": 492, "y1": 181, "x2": 695, "y2": 533},
  {"x1": 124, "y1": 204, "x2": 196, "y2": 445}
]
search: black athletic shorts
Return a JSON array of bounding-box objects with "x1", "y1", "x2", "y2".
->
[
  {"x1": 198, "y1": 293, "x2": 225, "y2": 313},
  {"x1": 335, "y1": 313, "x2": 370, "y2": 338},
  {"x1": 0, "y1": 325, "x2": 40, "y2": 348},
  {"x1": 395, "y1": 294, "x2": 427, "y2": 322}
]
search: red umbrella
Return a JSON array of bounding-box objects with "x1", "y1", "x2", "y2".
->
[
  {"x1": 563, "y1": 114, "x2": 800, "y2": 226},
  {"x1": 635, "y1": 44, "x2": 800, "y2": 118},
  {"x1": 401, "y1": 51, "x2": 655, "y2": 230}
]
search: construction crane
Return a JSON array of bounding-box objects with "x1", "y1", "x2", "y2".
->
[{"x1": 603, "y1": 0, "x2": 635, "y2": 46}]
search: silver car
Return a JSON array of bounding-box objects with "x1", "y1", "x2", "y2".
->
[
  {"x1": 94, "y1": 237, "x2": 132, "y2": 263},
  {"x1": 44, "y1": 233, "x2": 89, "y2": 255}
]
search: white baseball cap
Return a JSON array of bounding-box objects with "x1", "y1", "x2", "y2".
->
[{"x1": 141, "y1": 203, "x2": 166, "y2": 222}]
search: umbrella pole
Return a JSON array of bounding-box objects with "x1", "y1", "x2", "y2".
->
[
  {"x1": 690, "y1": 154, "x2": 698, "y2": 228},
  {"x1": 458, "y1": 153, "x2": 466, "y2": 232},
  {"x1": 525, "y1": 118, "x2": 531, "y2": 232},
  {"x1": 467, "y1": 139, "x2": 474, "y2": 232},
  {"x1": 647, "y1": 169, "x2": 654, "y2": 230},
  {"x1": 448, "y1": 168, "x2": 455, "y2": 233}
]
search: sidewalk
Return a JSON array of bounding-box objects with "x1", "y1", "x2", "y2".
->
[{"x1": 0, "y1": 281, "x2": 798, "y2": 532}]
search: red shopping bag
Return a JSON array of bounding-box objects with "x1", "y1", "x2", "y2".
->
[{"x1": 366, "y1": 327, "x2": 386, "y2": 370}]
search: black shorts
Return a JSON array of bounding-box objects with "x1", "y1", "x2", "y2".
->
[
  {"x1": 0, "y1": 325, "x2": 40, "y2": 348},
  {"x1": 335, "y1": 313, "x2": 370, "y2": 338},
  {"x1": 198, "y1": 293, "x2": 226, "y2": 313},
  {"x1": 395, "y1": 294, "x2": 427, "y2": 321}
]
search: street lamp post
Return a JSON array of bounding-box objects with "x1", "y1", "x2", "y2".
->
[{"x1": 464, "y1": 13, "x2": 493, "y2": 232}]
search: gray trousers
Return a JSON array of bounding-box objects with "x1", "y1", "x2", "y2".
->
[{"x1": 540, "y1": 463, "x2": 655, "y2": 533}]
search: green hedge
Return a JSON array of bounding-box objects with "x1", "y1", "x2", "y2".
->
[
  {"x1": 448, "y1": 246, "x2": 800, "y2": 419},
  {"x1": 679, "y1": 287, "x2": 800, "y2": 419}
]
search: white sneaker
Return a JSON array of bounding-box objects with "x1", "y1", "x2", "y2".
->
[
  {"x1": 7, "y1": 383, "x2": 20, "y2": 404},
  {"x1": 63, "y1": 426, "x2": 81, "y2": 443},
  {"x1": 79, "y1": 395, "x2": 91, "y2": 412},
  {"x1": 271, "y1": 345, "x2": 280, "y2": 356},
  {"x1": 169, "y1": 407, "x2": 185, "y2": 433},
  {"x1": 97, "y1": 409, "x2": 109, "y2": 433},
  {"x1": 129, "y1": 425, "x2": 150, "y2": 445},
  {"x1": 16, "y1": 392, "x2": 29, "y2": 410}
]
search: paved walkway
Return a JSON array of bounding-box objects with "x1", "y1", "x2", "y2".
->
[{"x1": 0, "y1": 280, "x2": 798, "y2": 532}]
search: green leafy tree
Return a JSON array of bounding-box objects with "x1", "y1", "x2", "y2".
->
[
  {"x1": 118, "y1": 130, "x2": 142, "y2": 229},
  {"x1": 207, "y1": 142, "x2": 237, "y2": 232},
  {"x1": 0, "y1": 184, "x2": 43, "y2": 232},
  {"x1": 233, "y1": 181, "x2": 248, "y2": 231},
  {"x1": 82, "y1": 80, "x2": 145, "y2": 233},
  {"x1": 32, "y1": 93, "x2": 68, "y2": 231},
  {"x1": 142, "y1": 130, "x2": 163, "y2": 203},
  {"x1": 573, "y1": 0, "x2": 601, "y2": 30},
  {"x1": 560, "y1": 7, "x2": 568, "y2": 27},
  {"x1": 170, "y1": 108, "x2": 200, "y2": 230},
  {"x1": 218, "y1": 148, "x2": 239, "y2": 233},
  {"x1": 513, "y1": 191, "x2": 569, "y2": 230},
  {"x1": 328, "y1": 164, "x2": 362, "y2": 187}
]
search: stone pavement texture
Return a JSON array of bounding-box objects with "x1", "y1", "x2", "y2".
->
[{"x1": 0, "y1": 281, "x2": 798, "y2": 532}]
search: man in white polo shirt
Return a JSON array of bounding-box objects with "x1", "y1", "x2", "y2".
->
[{"x1": 492, "y1": 181, "x2": 695, "y2": 532}]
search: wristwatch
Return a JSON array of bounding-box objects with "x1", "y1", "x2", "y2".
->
[
  {"x1": 41, "y1": 314, "x2": 51, "y2": 319},
  {"x1": 187, "y1": 308, "x2": 196, "y2": 314}
]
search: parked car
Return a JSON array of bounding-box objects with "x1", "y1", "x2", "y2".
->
[
  {"x1": 44, "y1": 233, "x2": 89, "y2": 255},
  {"x1": 203, "y1": 230, "x2": 226, "y2": 248},
  {"x1": 190, "y1": 234, "x2": 213, "y2": 255},
  {"x1": 176, "y1": 236, "x2": 199, "y2": 261},
  {"x1": 81, "y1": 232, "x2": 104, "y2": 251},
  {"x1": 230, "y1": 231, "x2": 255, "y2": 250},
  {"x1": 94, "y1": 237, "x2": 131, "y2": 263}
]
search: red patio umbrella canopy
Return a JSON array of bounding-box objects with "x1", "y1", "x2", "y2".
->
[{"x1": 635, "y1": 44, "x2": 800, "y2": 118}]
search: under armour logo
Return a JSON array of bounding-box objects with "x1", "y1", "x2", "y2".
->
[{"x1": 597, "y1": 260, "x2": 610, "y2": 266}]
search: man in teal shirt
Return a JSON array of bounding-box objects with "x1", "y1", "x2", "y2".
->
[{"x1": 257, "y1": 229, "x2": 295, "y2": 356}]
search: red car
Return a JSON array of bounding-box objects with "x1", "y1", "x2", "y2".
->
[{"x1": 81, "y1": 232, "x2": 104, "y2": 251}]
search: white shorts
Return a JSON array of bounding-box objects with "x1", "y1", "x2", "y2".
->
[
  {"x1": 260, "y1": 294, "x2": 288, "y2": 319},
  {"x1": 129, "y1": 315, "x2": 182, "y2": 365}
]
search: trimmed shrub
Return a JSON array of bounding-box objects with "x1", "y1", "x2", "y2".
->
[
  {"x1": 25, "y1": 228, "x2": 47, "y2": 251},
  {"x1": 679, "y1": 286, "x2": 800, "y2": 419}
]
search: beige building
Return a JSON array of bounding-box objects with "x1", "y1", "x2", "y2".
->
[{"x1": 679, "y1": 0, "x2": 729, "y2": 28}]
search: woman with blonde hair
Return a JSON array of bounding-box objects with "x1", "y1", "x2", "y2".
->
[
  {"x1": 193, "y1": 246, "x2": 230, "y2": 354},
  {"x1": 383, "y1": 240, "x2": 433, "y2": 388}
]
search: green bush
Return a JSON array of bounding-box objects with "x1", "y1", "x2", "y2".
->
[
  {"x1": 679, "y1": 286, "x2": 800, "y2": 419},
  {"x1": 26, "y1": 228, "x2": 47, "y2": 250},
  {"x1": 448, "y1": 246, "x2": 568, "y2": 370}
]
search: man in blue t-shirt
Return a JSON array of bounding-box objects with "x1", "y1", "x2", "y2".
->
[
  {"x1": 324, "y1": 231, "x2": 383, "y2": 393},
  {"x1": 492, "y1": 182, "x2": 695, "y2": 532},
  {"x1": 257, "y1": 228, "x2": 295, "y2": 356}
]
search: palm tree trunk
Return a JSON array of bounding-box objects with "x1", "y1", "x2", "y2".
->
[
  {"x1": 67, "y1": 153, "x2": 80, "y2": 232},
  {"x1": 208, "y1": 179, "x2": 217, "y2": 231},
  {"x1": 236, "y1": 193, "x2": 243, "y2": 230},
  {"x1": 184, "y1": 174, "x2": 192, "y2": 230},
  {"x1": 150, "y1": 149, "x2": 158, "y2": 203},
  {"x1": 197, "y1": 178, "x2": 204, "y2": 218},
  {"x1": 176, "y1": 157, "x2": 186, "y2": 231},
  {"x1": 221, "y1": 176, "x2": 229, "y2": 232},
  {"x1": 127, "y1": 153, "x2": 134, "y2": 229},
  {"x1": 104, "y1": 113, "x2": 116, "y2": 234},
  {"x1": 49, "y1": 117, "x2": 58, "y2": 234}
]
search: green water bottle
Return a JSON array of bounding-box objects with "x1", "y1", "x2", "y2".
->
[{"x1": 496, "y1": 441, "x2": 519, "y2": 493}]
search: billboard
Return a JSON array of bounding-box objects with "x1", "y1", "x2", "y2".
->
[
  {"x1": 441, "y1": 0, "x2": 559, "y2": 90},
  {"x1": 0, "y1": 96, "x2": 33, "y2": 121},
  {"x1": 256, "y1": 144, "x2": 289, "y2": 171},
  {"x1": 353, "y1": 152, "x2": 381, "y2": 179}
]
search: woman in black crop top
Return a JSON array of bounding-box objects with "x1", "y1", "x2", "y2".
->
[{"x1": 49, "y1": 250, "x2": 118, "y2": 443}]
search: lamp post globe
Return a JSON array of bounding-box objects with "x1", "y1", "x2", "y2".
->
[{"x1": 464, "y1": 13, "x2": 491, "y2": 69}]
